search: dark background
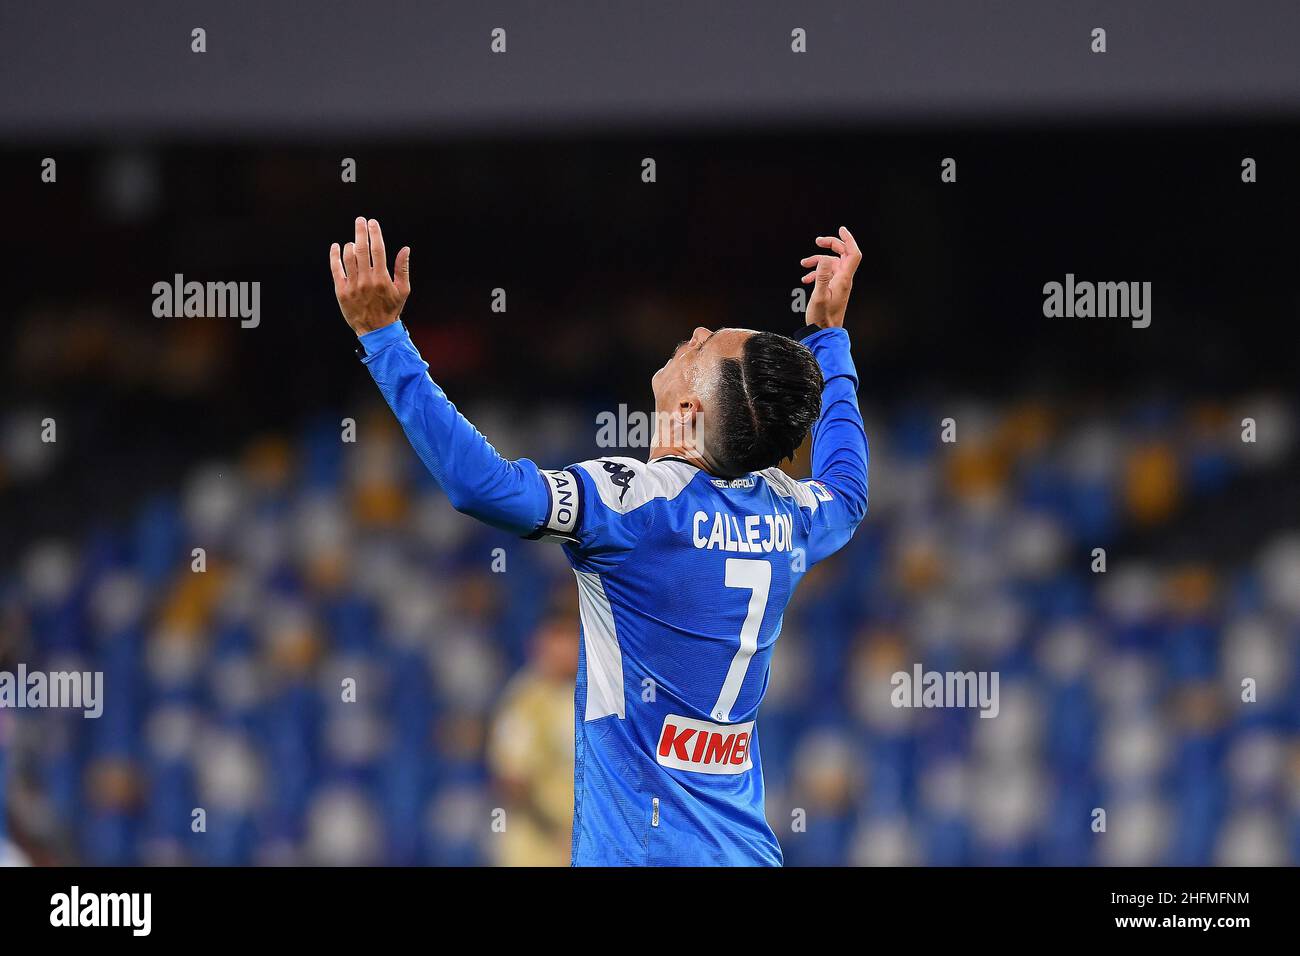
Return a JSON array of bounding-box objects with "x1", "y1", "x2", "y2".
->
[{"x1": 2, "y1": 124, "x2": 1295, "y2": 559}]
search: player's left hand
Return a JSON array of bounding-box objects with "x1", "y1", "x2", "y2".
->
[
  {"x1": 330, "y1": 217, "x2": 411, "y2": 336},
  {"x1": 799, "y1": 225, "x2": 861, "y2": 330}
]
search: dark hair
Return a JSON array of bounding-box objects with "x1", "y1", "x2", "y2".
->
[{"x1": 707, "y1": 332, "x2": 824, "y2": 477}]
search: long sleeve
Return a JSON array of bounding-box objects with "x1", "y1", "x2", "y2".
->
[
  {"x1": 358, "y1": 321, "x2": 549, "y2": 536},
  {"x1": 792, "y1": 325, "x2": 869, "y2": 563}
]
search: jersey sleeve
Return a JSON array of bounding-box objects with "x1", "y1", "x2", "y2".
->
[
  {"x1": 359, "y1": 322, "x2": 661, "y2": 557},
  {"x1": 359, "y1": 320, "x2": 553, "y2": 537},
  {"x1": 789, "y1": 325, "x2": 869, "y2": 566}
]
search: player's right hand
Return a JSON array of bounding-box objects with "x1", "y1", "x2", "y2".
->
[
  {"x1": 330, "y1": 217, "x2": 411, "y2": 336},
  {"x1": 799, "y1": 225, "x2": 861, "y2": 330}
]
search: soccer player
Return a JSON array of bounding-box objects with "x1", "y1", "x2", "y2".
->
[{"x1": 329, "y1": 218, "x2": 868, "y2": 865}]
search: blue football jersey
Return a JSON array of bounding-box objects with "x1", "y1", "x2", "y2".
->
[{"x1": 360, "y1": 320, "x2": 867, "y2": 866}]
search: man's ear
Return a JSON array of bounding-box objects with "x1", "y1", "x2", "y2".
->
[{"x1": 675, "y1": 394, "x2": 704, "y2": 445}]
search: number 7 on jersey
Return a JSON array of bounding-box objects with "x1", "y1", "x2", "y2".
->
[{"x1": 711, "y1": 558, "x2": 772, "y2": 722}]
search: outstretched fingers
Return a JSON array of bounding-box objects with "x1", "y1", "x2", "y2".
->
[
  {"x1": 393, "y1": 245, "x2": 411, "y2": 297},
  {"x1": 815, "y1": 234, "x2": 848, "y2": 256},
  {"x1": 800, "y1": 253, "x2": 834, "y2": 283},
  {"x1": 329, "y1": 243, "x2": 347, "y2": 290},
  {"x1": 353, "y1": 217, "x2": 371, "y2": 273},
  {"x1": 367, "y1": 219, "x2": 388, "y2": 276},
  {"x1": 838, "y1": 226, "x2": 862, "y2": 273}
]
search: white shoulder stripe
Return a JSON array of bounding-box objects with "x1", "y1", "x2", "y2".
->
[
  {"x1": 757, "y1": 467, "x2": 822, "y2": 513},
  {"x1": 576, "y1": 456, "x2": 697, "y2": 514},
  {"x1": 574, "y1": 570, "x2": 625, "y2": 721}
]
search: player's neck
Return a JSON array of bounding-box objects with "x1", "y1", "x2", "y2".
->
[
  {"x1": 648, "y1": 444, "x2": 723, "y2": 477},
  {"x1": 649, "y1": 411, "x2": 731, "y2": 476}
]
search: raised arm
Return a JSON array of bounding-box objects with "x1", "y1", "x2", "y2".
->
[
  {"x1": 329, "y1": 218, "x2": 550, "y2": 536},
  {"x1": 793, "y1": 227, "x2": 869, "y2": 561}
]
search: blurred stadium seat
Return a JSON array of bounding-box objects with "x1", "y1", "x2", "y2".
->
[{"x1": 4, "y1": 388, "x2": 1297, "y2": 865}]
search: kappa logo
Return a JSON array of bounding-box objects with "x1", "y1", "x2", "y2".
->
[
  {"x1": 656, "y1": 713, "x2": 754, "y2": 774},
  {"x1": 600, "y1": 459, "x2": 637, "y2": 503}
]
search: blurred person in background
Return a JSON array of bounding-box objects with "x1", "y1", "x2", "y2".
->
[
  {"x1": 0, "y1": 632, "x2": 28, "y2": 866},
  {"x1": 487, "y1": 613, "x2": 578, "y2": 866},
  {"x1": 0, "y1": 713, "x2": 25, "y2": 866}
]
